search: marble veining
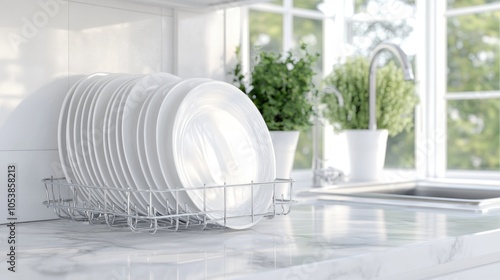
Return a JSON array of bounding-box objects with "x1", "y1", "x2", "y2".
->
[
  {"x1": 3, "y1": 200, "x2": 500, "y2": 279},
  {"x1": 432, "y1": 237, "x2": 465, "y2": 264}
]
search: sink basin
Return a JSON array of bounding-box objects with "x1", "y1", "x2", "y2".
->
[{"x1": 308, "y1": 179, "x2": 500, "y2": 213}]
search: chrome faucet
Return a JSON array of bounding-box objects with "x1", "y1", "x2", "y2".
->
[
  {"x1": 368, "y1": 42, "x2": 414, "y2": 130},
  {"x1": 312, "y1": 85, "x2": 345, "y2": 187}
]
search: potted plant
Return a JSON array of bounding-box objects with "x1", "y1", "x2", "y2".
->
[
  {"x1": 230, "y1": 44, "x2": 318, "y2": 182},
  {"x1": 322, "y1": 56, "x2": 417, "y2": 181}
]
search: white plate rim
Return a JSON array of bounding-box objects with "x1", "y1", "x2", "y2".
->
[
  {"x1": 75, "y1": 74, "x2": 114, "y2": 188},
  {"x1": 58, "y1": 76, "x2": 85, "y2": 184},
  {"x1": 122, "y1": 73, "x2": 181, "y2": 212},
  {"x1": 93, "y1": 74, "x2": 141, "y2": 206},
  {"x1": 67, "y1": 73, "x2": 108, "y2": 186}
]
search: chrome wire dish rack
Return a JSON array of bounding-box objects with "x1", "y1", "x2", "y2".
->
[{"x1": 42, "y1": 177, "x2": 294, "y2": 233}]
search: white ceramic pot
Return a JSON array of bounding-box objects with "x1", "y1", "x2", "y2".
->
[
  {"x1": 270, "y1": 131, "x2": 299, "y2": 201},
  {"x1": 345, "y1": 129, "x2": 388, "y2": 182},
  {"x1": 270, "y1": 131, "x2": 300, "y2": 179}
]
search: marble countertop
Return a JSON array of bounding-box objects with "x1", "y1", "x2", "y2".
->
[{"x1": 3, "y1": 193, "x2": 500, "y2": 279}]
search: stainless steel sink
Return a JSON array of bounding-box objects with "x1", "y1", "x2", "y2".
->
[{"x1": 307, "y1": 179, "x2": 500, "y2": 213}]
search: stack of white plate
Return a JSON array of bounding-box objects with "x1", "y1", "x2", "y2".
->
[{"x1": 58, "y1": 73, "x2": 276, "y2": 229}]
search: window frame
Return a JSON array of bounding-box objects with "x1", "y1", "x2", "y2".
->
[
  {"x1": 439, "y1": 1, "x2": 500, "y2": 179},
  {"x1": 241, "y1": 0, "x2": 500, "y2": 182}
]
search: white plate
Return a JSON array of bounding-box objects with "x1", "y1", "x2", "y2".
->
[
  {"x1": 103, "y1": 77, "x2": 145, "y2": 211},
  {"x1": 93, "y1": 74, "x2": 140, "y2": 206},
  {"x1": 86, "y1": 74, "x2": 122, "y2": 184},
  {"x1": 66, "y1": 73, "x2": 107, "y2": 203},
  {"x1": 113, "y1": 78, "x2": 152, "y2": 214},
  {"x1": 58, "y1": 76, "x2": 85, "y2": 184},
  {"x1": 102, "y1": 80, "x2": 127, "y2": 187},
  {"x1": 67, "y1": 73, "x2": 108, "y2": 186},
  {"x1": 65, "y1": 73, "x2": 108, "y2": 203},
  {"x1": 75, "y1": 74, "x2": 113, "y2": 188},
  {"x1": 172, "y1": 82, "x2": 276, "y2": 229},
  {"x1": 156, "y1": 78, "x2": 213, "y2": 215},
  {"x1": 136, "y1": 91, "x2": 164, "y2": 210},
  {"x1": 142, "y1": 80, "x2": 207, "y2": 214},
  {"x1": 84, "y1": 74, "x2": 127, "y2": 206},
  {"x1": 66, "y1": 77, "x2": 95, "y2": 185},
  {"x1": 136, "y1": 92, "x2": 155, "y2": 188},
  {"x1": 122, "y1": 73, "x2": 181, "y2": 212}
]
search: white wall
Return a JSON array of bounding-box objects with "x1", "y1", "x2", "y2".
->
[
  {"x1": 0, "y1": 0, "x2": 240, "y2": 223},
  {"x1": 0, "y1": 0, "x2": 239, "y2": 151}
]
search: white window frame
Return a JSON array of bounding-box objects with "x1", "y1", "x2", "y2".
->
[
  {"x1": 433, "y1": 1, "x2": 500, "y2": 180},
  {"x1": 241, "y1": 0, "x2": 337, "y2": 76},
  {"x1": 241, "y1": 0, "x2": 500, "y2": 183}
]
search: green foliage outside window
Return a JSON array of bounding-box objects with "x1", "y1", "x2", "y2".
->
[{"x1": 446, "y1": 7, "x2": 500, "y2": 170}]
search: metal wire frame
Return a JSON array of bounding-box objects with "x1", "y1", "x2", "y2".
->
[{"x1": 41, "y1": 177, "x2": 294, "y2": 233}]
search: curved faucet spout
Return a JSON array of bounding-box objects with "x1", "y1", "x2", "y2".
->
[{"x1": 368, "y1": 42, "x2": 414, "y2": 130}]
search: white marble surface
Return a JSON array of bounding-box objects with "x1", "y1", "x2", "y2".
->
[{"x1": 3, "y1": 197, "x2": 500, "y2": 279}]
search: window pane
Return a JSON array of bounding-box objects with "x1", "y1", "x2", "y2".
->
[
  {"x1": 270, "y1": 0, "x2": 283, "y2": 5},
  {"x1": 293, "y1": 127, "x2": 314, "y2": 169},
  {"x1": 294, "y1": 0, "x2": 322, "y2": 10},
  {"x1": 447, "y1": 11, "x2": 500, "y2": 92},
  {"x1": 385, "y1": 119, "x2": 415, "y2": 169},
  {"x1": 293, "y1": 17, "x2": 323, "y2": 74},
  {"x1": 249, "y1": 10, "x2": 283, "y2": 61},
  {"x1": 447, "y1": 0, "x2": 499, "y2": 9},
  {"x1": 292, "y1": 17, "x2": 323, "y2": 169},
  {"x1": 347, "y1": 20, "x2": 416, "y2": 57},
  {"x1": 447, "y1": 99, "x2": 500, "y2": 170}
]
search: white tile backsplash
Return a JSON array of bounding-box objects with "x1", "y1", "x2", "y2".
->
[
  {"x1": 68, "y1": 1, "x2": 163, "y2": 75},
  {"x1": 161, "y1": 13, "x2": 175, "y2": 73},
  {"x1": 0, "y1": 0, "x2": 236, "y2": 151},
  {"x1": 175, "y1": 9, "x2": 226, "y2": 80}
]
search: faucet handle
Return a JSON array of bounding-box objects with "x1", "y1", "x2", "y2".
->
[{"x1": 313, "y1": 166, "x2": 345, "y2": 186}]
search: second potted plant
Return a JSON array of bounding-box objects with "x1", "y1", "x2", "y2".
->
[{"x1": 322, "y1": 56, "x2": 417, "y2": 181}]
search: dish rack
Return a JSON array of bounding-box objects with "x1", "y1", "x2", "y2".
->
[{"x1": 41, "y1": 177, "x2": 294, "y2": 233}]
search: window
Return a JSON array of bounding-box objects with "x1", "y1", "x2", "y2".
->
[
  {"x1": 445, "y1": 1, "x2": 500, "y2": 174},
  {"x1": 244, "y1": 0, "x2": 500, "y2": 181},
  {"x1": 244, "y1": 0, "x2": 417, "y2": 175}
]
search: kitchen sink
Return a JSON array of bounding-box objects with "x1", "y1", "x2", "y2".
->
[{"x1": 307, "y1": 179, "x2": 500, "y2": 213}]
